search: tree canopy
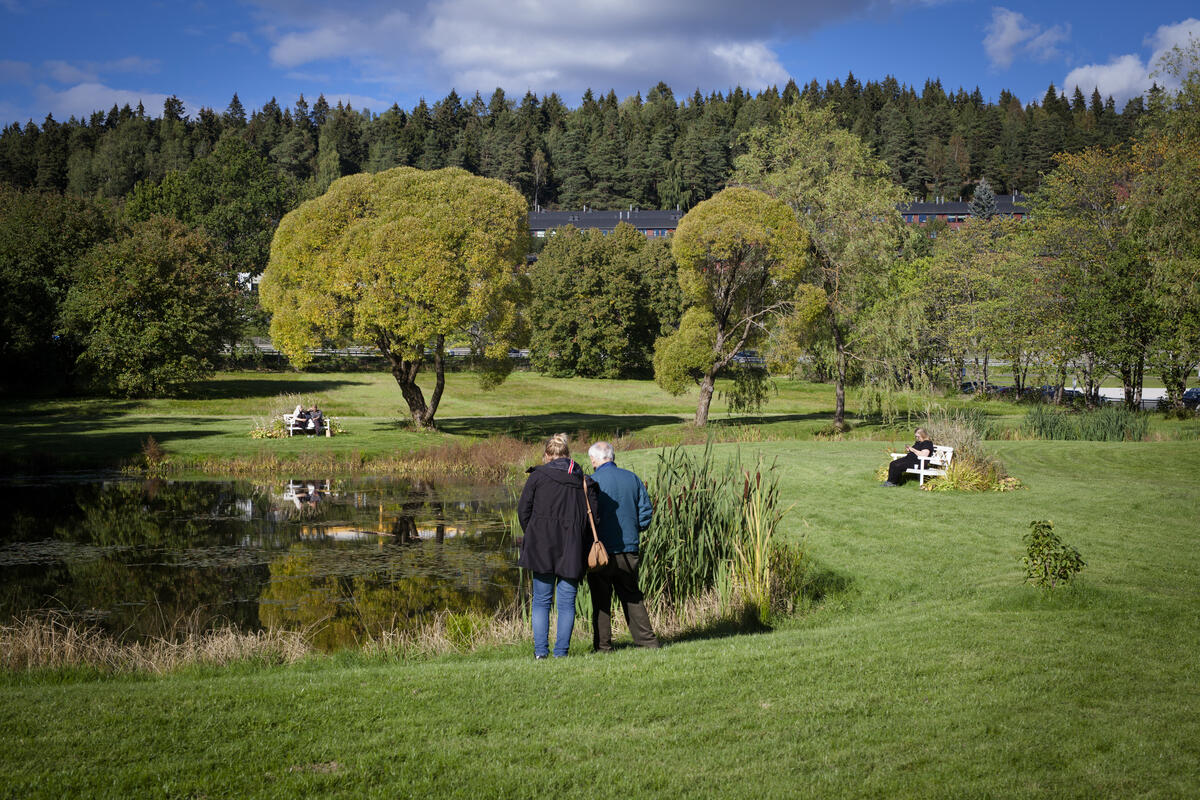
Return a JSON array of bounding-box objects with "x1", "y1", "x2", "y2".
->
[
  {"x1": 528, "y1": 222, "x2": 680, "y2": 378},
  {"x1": 59, "y1": 216, "x2": 239, "y2": 397},
  {"x1": 735, "y1": 100, "x2": 906, "y2": 430},
  {"x1": 259, "y1": 166, "x2": 529, "y2": 428},
  {"x1": 655, "y1": 186, "x2": 807, "y2": 425}
]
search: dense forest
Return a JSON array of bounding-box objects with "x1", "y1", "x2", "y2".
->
[{"x1": 0, "y1": 73, "x2": 1153, "y2": 214}]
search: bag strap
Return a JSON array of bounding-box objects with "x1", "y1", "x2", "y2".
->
[{"x1": 581, "y1": 472, "x2": 600, "y2": 544}]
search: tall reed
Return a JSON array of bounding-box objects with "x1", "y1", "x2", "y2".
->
[
  {"x1": 640, "y1": 442, "x2": 743, "y2": 606},
  {"x1": 640, "y1": 443, "x2": 797, "y2": 622},
  {"x1": 734, "y1": 463, "x2": 788, "y2": 623},
  {"x1": 1023, "y1": 404, "x2": 1149, "y2": 441}
]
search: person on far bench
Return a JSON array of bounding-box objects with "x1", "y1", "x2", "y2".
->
[
  {"x1": 884, "y1": 428, "x2": 933, "y2": 487},
  {"x1": 305, "y1": 405, "x2": 324, "y2": 436}
]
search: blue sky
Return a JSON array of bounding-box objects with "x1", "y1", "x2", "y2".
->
[{"x1": 1, "y1": 0, "x2": 1197, "y2": 126}]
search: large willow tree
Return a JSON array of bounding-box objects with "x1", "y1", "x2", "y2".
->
[
  {"x1": 260, "y1": 167, "x2": 529, "y2": 429},
  {"x1": 653, "y1": 186, "x2": 807, "y2": 426}
]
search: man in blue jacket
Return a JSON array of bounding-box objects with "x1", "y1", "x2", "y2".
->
[{"x1": 586, "y1": 441, "x2": 660, "y2": 651}]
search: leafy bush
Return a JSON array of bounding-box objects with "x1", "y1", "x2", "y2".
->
[
  {"x1": 1023, "y1": 404, "x2": 1149, "y2": 441},
  {"x1": 1022, "y1": 520, "x2": 1085, "y2": 589}
]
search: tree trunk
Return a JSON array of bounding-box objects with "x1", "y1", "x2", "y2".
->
[
  {"x1": 694, "y1": 370, "x2": 716, "y2": 426},
  {"x1": 833, "y1": 325, "x2": 847, "y2": 431},
  {"x1": 421, "y1": 334, "x2": 447, "y2": 428}
]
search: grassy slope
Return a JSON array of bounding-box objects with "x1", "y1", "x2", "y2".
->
[
  {"x1": 3, "y1": 439, "x2": 1199, "y2": 798},
  {"x1": 4, "y1": 371, "x2": 947, "y2": 470}
]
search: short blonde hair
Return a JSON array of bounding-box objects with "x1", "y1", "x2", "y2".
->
[
  {"x1": 915, "y1": 427, "x2": 928, "y2": 439},
  {"x1": 544, "y1": 432, "x2": 570, "y2": 458}
]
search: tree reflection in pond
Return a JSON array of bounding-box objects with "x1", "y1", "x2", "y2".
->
[{"x1": 0, "y1": 476, "x2": 519, "y2": 649}]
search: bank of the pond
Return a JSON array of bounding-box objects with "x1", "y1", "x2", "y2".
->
[{"x1": 3, "y1": 439, "x2": 1198, "y2": 797}]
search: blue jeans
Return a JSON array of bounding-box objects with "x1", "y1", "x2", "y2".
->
[{"x1": 531, "y1": 572, "x2": 579, "y2": 657}]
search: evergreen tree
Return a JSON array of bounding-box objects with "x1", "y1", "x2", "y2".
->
[
  {"x1": 223, "y1": 93, "x2": 247, "y2": 129},
  {"x1": 969, "y1": 176, "x2": 998, "y2": 219}
]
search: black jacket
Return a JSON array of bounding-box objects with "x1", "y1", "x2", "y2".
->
[{"x1": 516, "y1": 458, "x2": 599, "y2": 580}]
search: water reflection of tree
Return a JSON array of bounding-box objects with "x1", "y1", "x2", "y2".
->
[
  {"x1": 259, "y1": 541, "x2": 520, "y2": 651},
  {"x1": 2, "y1": 477, "x2": 520, "y2": 646},
  {"x1": 20, "y1": 480, "x2": 270, "y2": 640}
]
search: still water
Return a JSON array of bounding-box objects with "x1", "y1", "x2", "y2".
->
[{"x1": 0, "y1": 476, "x2": 521, "y2": 650}]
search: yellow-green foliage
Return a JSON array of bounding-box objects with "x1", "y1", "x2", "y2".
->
[
  {"x1": 259, "y1": 167, "x2": 529, "y2": 368},
  {"x1": 654, "y1": 187, "x2": 807, "y2": 414},
  {"x1": 671, "y1": 186, "x2": 808, "y2": 307},
  {"x1": 653, "y1": 307, "x2": 717, "y2": 395}
]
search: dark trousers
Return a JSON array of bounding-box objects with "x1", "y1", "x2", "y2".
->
[
  {"x1": 587, "y1": 552, "x2": 660, "y2": 651},
  {"x1": 888, "y1": 453, "x2": 918, "y2": 483}
]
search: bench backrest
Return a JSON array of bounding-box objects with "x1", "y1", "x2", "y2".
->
[{"x1": 930, "y1": 445, "x2": 954, "y2": 467}]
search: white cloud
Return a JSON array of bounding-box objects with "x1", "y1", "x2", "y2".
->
[
  {"x1": 269, "y1": 10, "x2": 413, "y2": 69},
  {"x1": 1063, "y1": 55, "x2": 1147, "y2": 103},
  {"x1": 106, "y1": 56, "x2": 160, "y2": 74},
  {"x1": 41, "y1": 56, "x2": 160, "y2": 87},
  {"x1": 984, "y1": 8, "x2": 1069, "y2": 70},
  {"x1": 229, "y1": 31, "x2": 252, "y2": 46},
  {"x1": 322, "y1": 92, "x2": 394, "y2": 113},
  {"x1": 1063, "y1": 18, "x2": 1199, "y2": 104},
  {"x1": 246, "y1": 0, "x2": 872, "y2": 102},
  {"x1": 44, "y1": 59, "x2": 95, "y2": 83},
  {"x1": 34, "y1": 82, "x2": 192, "y2": 121}
]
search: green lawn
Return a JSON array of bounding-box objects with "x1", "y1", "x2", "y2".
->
[
  {"x1": 3, "y1": 438, "x2": 1199, "y2": 798},
  {"x1": 8, "y1": 371, "x2": 1003, "y2": 471}
]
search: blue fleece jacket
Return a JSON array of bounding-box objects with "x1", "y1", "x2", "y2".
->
[{"x1": 589, "y1": 461, "x2": 653, "y2": 554}]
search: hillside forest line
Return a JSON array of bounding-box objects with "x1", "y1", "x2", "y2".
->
[{"x1": 2, "y1": 75, "x2": 1151, "y2": 213}]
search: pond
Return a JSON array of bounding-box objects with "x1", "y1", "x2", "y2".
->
[{"x1": 0, "y1": 476, "x2": 522, "y2": 650}]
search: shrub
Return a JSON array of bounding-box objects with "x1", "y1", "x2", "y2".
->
[
  {"x1": 1022, "y1": 520, "x2": 1085, "y2": 589},
  {"x1": 884, "y1": 406, "x2": 1017, "y2": 491},
  {"x1": 250, "y1": 393, "x2": 330, "y2": 439}
]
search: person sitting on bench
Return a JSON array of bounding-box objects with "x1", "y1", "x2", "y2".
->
[
  {"x1": 883, "y1": 428, "x2": 933, "y2": 486},
  {"x1": 305, "y1": 406, "x2": 323, "y2": 435}
]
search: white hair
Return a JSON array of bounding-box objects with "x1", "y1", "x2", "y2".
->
[{"x1": 588, "y1": 441, "x2": 615, "y2": 463}]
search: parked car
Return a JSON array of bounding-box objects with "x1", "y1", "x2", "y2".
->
[
  {"x1": 1183, "y1": 387, "x2": 1200, "y2": 409},
  {"x1": 961, "y1": 381, "x2": 1009, "y2": 395}
]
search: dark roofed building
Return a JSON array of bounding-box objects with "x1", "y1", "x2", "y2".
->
[
  {"x1": 528, "y1": 208, "x2": 684, "y2": 239},
  {"x1": 898, "y1": 194, "x2": 1029, "y2": 229},
  {"x1": 530, "y1": 195, "x2": 1029, "y2": 240}
]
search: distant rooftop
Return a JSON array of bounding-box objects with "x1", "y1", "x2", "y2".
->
[
  {"x1": 528, "y1": 208, "x2": 684, "y2": 234},
  {"x1": 899, "y1": 193, "x2": 1029, "y2": 215}
]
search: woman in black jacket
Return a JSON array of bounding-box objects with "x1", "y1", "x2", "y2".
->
[
  {"x1": 885, "y1": 427, "x2": 934, "y2": 486},
  {"x1": 517, "y1": 433, "x2": 598, "y2": 658}
]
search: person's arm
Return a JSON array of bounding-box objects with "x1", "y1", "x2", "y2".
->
[
  {"x1": 913, "y1": 441, "x2": 933, "y2": 459},
  {"x1": 636, "y1": 479, "x2": 653, "y2": 531},
  {"x1": 517, "y1": 474, "x2": 537, "y2": 531}
]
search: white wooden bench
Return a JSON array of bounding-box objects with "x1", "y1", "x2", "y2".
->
[
  {"x1": 890, "y1": 444, "x2": 954, "y2": 486},
  {"x1": 283, "y1": 406, "x2": 332, "y2": 437}
]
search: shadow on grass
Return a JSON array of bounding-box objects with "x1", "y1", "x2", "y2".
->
[
  {"x1": 709, "y1": 412, "x2": 832, "y2": 426},
  {"x1": 435, "y1": 413, "x2": 686, "y2": 440},
  {"x1": 184, "y1": 377, "x2": 369, "y2": 400},
  {"x1": 657, "y1": 565, "x2": 855, "y2": 647},
  {"x1": 4, "y1": 422, "x2": 230, "y2": 474}
]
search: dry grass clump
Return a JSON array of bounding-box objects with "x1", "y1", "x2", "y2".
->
[
  {"x1": 1, "y1": 613, "x2": 310, "y2": 674},
  {"x1": 361, "y1": 608, "x2": 527, "y2": 659},
  {"x1": 380, "y1": 436, "x2": 540, "y2": 482}
]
